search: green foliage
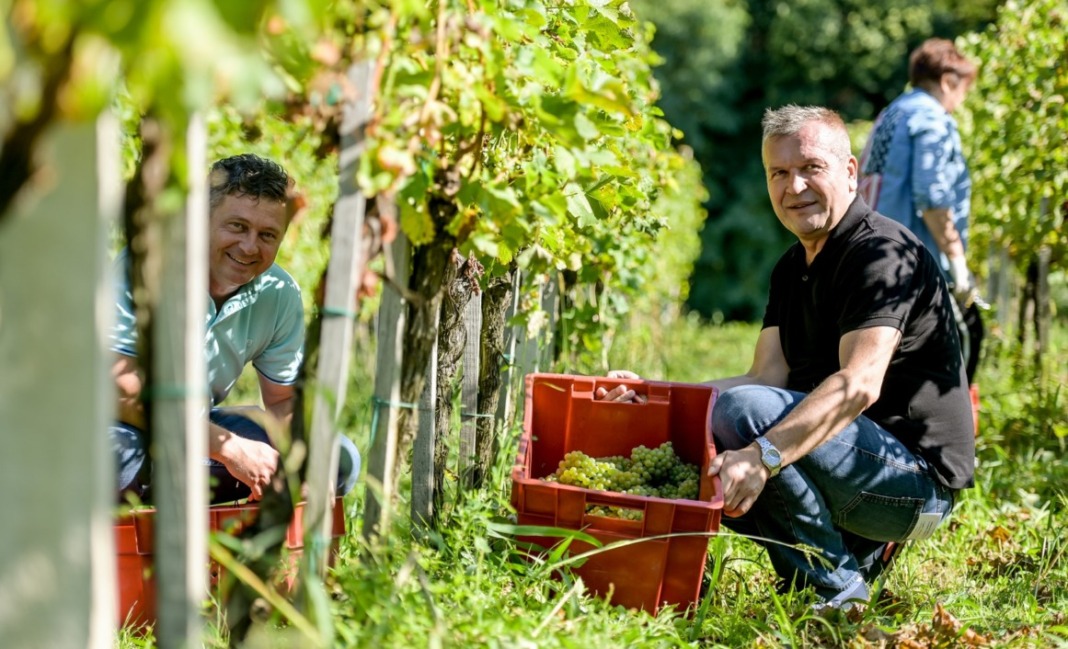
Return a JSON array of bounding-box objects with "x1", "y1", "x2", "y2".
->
[
  {"x1": 357, "y1": 0, "x2": 705, "y2": 360},
  {"x1": 960, "y1": 0, "x2": 1068, "y2": 274},
  {"x1": 627, "y1": 0, "x2": 750, "y2": 152}
]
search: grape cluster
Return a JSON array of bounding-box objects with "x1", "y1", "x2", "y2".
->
[{"x1": 543, "y1": 441, "x2": 701, "y2": 502}]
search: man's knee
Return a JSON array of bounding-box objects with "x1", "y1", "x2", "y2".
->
[
  {"x1": 110, "y1": 422, "x2": 148, "y2": 497},
  {"x1": 210, "y1": 410, "x2": 271, "y2": 445},
  {"x1": 712, "y1": 385, "x2": 798, "y2": 450}
]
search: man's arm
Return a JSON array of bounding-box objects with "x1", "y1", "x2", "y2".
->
[
  {"x1": 114, "y1": 351, "x2": 283, "y2": 501},
  {"x1": 709, "y1": 325, "x2": 902, "y2": 517},
  {"x1": 208, "y1": 373, "x2": 294, "y2": 501},
  {"x1": 921, "y1": 207, "x2": 965, "y2": 260},
  {"x1": 259, "y1": 373, "x2": 296, "y2": 427},
  {"x1": 113, "y1": 353, "x2": 146, "y2": 429},
  {"x1": 922, "y1": 207, "x2": 973, "y2": 302}
]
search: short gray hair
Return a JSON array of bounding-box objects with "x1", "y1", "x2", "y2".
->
[{"x1": 761, "y1": 105, "x2": 852, "y2": 161}]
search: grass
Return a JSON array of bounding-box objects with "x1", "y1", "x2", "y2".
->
[{"x1": 117, "y1": 311, "x2": 1068, "y2": 648}]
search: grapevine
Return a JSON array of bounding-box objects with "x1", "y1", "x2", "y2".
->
[{"x1": 543, "y1": 442, "x2": 701, "y2": 519}]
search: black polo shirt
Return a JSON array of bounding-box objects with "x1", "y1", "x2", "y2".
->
[{"x1": 762, "y1": 197, "x2": 975, "y2": 489}]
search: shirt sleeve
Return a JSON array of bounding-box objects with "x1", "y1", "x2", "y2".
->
[
  {"x1": 111, "y1": 250, "x2": 138, "y2": 357},
  {"x1": 252, "y1": 273, "x2": 305, "y2": 386},
  {"x1": 909, "y1": 112, "x2": 957, "y2": 211}
]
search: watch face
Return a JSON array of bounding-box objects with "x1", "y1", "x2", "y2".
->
[{"x1": 758, "y1": 438, "x2": 782, "y2": 473}]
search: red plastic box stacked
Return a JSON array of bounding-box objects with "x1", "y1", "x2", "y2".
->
[
  {"x1": 511, "y1": 373, "x2": 724, "y2": 614},
  {"x1": 115, "y1": 497, "x2": 346, "y2": 628}
]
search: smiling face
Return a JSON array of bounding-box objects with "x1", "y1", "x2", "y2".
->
[
  {"x1": 763, "y1": 121, "x2": 857, "y2": 259},
  {"x1": 208, "y1": 193, "x2": 288, "y2": 304}
]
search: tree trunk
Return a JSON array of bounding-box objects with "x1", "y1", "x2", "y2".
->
[
  {"x1": 1017, "y1": 257, "x2": 1036, "y2": 350},
  {"x1": 396, "y1": 237, "x2": 455, "y2": 459},
  {"x1": 431, "y1": 251, "x2": 468, "y2": 519},
  {"x1": 122, "y1": 119, "x2": 173, "y2": 471},
  {"x1": 472, "y1": 267, "x2": 518, "y2": 489},
  {"x1": 0, "y1": 39, "x2": 74, "y2": 221},
  {"x1": 1034, "y1": 246, "x2": 1051, "y2": 369}
]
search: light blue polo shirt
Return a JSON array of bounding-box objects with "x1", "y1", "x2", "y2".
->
[{"x1": 111, "y1": 250, "x2": 305, "y2": 406}]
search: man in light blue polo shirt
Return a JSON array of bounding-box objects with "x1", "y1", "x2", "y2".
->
[{"x1": 111, "y1": 153, "x2": 359, "y2": 503}]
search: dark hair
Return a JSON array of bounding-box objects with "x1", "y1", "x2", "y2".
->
[
  {"x1": 761, "y1": 105, "x2": 852, "y2": 162},
  {"x1": 908, "y1": 38, "x2": 978, "y2": 89},
  {"x1": 208, "y1": 154, "x2": 289, "y2": 210}
]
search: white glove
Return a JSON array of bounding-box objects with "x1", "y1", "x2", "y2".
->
[{"x1": 948, "y1": 255, "x2": 976, "y2": 308}]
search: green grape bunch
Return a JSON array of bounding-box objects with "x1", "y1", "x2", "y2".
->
[{"x1": 543, "y1": 442, "x2": 702, "y2": 505}]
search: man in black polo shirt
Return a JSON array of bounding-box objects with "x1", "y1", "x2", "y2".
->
[{"x1": 602, "y1": 105, "x2": 974, "y2": 610}]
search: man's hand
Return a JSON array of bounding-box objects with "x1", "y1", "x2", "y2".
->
[
  {"x1": 594, "y1": 370, "x2": 648, "y2": 404},
  {"x1": 707, "y1": 444, "x2": 769, "y2": 517},
  {"x1": 215, "y1": 434, "x2": 279, "y2": 501}
]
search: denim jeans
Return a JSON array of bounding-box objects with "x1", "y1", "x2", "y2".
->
[
  {"x1": 111, "y1": 409, "x2": 361, "y2": 504},
  {"x1": 711, "y1": 385, "x2": 956, "y2": 602}
]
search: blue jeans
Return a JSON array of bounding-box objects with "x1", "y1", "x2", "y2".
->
[
  {"x1": 711, "y1": 385, "x2": 956, "y2": 602},
  {"x1": 111, "y1": 409, "x2": 361, "y2": 504}
]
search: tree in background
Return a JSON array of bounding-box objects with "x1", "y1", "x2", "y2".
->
[
  {"x1": 960, "y1": 0, "x2": 1067, "y2": 368},
  {"x1": 632, "y1": 0, "x2": 999, "y2": 321}
]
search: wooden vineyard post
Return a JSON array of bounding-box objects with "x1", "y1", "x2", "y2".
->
[
  {"x1": 459, "y1": 293, "x2": 484, "y2": 488},
  {"x1": 410, "y1": 323, "x2": 438, "y2": 528},
  {"x1": 304, "y1": 60, "x2": 375, "y2": 573},
  {"x1": 153, "y1": 115, "x2": 209, "y2": 648},
  {"x1": 494, "y1": 271, "x2": 522, "y2": 426},
  {"x1": 0, "y1": 121, "x2": 118, "y2": 649},
  {"x1": 512, "y1": 273, "x2": 560, "y2": 431},
  {"x1": 987, "y1": 244, "x2": 1013, "y2": 333},
  {"x1": 539, "y1": 274, "x2": 559, "y2": 371},
  {"x1": 513, "y1": 272, "x2": 560, "y2": 383},
  {"x1": 1034, "y1": 245, "x2": 1051, "y2": 367},
  {"x1": 1032, "y1": 198, "x2": 1051, "y2": 368},
  {"x1": 363, "y1": 232, "x2": 411, "y2": 538}
]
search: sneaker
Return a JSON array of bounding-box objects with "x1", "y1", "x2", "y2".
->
[{"x1": 812, "y1": 577, "x2": 869, "y2": 616}]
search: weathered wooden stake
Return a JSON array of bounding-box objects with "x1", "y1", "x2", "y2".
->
[
  {"x1": 459, "y1": 293, "x2": 483, "y2": 488},
  {"x1": 304, "y1": 60, "x2": 374, "y2": 572},
  {"x1": 494, "y1": 270, "x2": 522, "y2": 426},
  {"x1": 410, "y1": 326, "x2": 438, "y2": 527},
  {"x1": 154, "y1": 114, "x2": 209, "y2": 649},
  {"x1": 363, "y1": 232, "x2": 411, "y2": 538}
]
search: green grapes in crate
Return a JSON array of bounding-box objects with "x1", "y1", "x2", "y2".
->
[{"x1": 543, "y1": 442, "x2": 702, "y2": 520}]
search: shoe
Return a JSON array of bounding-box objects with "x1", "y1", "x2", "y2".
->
[{"x1": 812, "y1": 577, "x2": 869, "y2": 616}]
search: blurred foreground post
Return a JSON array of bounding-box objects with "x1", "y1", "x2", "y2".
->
[
  {"x1": 152, "y1": 115, "x2": 209, "y2": 648},
  {"x1": 0, "y1": 121, "x2": 117, "y2": 647}
]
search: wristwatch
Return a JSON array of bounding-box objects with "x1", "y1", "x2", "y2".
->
[{"x1": 755, "y1": 437, "x2": 782, "y2": 477}]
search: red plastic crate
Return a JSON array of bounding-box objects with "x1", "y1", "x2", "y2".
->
[
  {"x1": 116, "y1": 497, "x2": 346, "y2": 628},
  {"x1": 115, "y1": 516, "x2": 155, "y2": 628},
  {"x1": 510, "y1": 373, "x2": 724, "y2": 614}
]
